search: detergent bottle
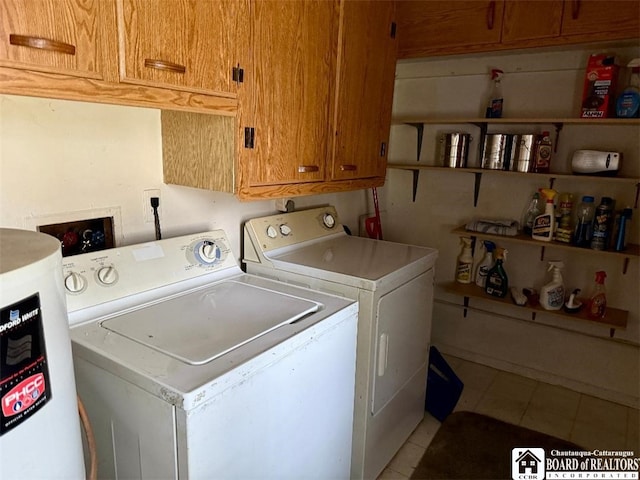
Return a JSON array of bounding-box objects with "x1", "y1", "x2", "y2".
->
[
  {"x1": 485, "y1": 68, "x2": 504, "y2": 118},
  {"x1": 532, "y1": 188, "x2": 557, "y2": 242},
  {"x1": 455, "y1": 237, "x2": 474, "y2": 284},
  {"x1": 485, "y1": 248, "x2": 508, "y2": 298},
  {"x1": 586, "y1": 271, "x2": 607, "y2": 319},
  {"x1": 539, "y1": 261, "x2": 565, "y2": 310},
  {"x1": 475, "y1": 241, "x2": 496, "y2": 288}
]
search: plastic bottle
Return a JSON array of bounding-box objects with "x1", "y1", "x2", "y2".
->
[
  {"x1": 590, "y1": 197, "x2": 614, "y2": 250},
  {"x1": 555, "y1": 192, "x2": 574, "y2": 243},
  {"x1": 532, "y1": 132, "x2": 553, "y2": 173},
  {"x1": 475, "y1": 241, "x2": 496, "y2": 288},
  {"x1": 573, "y1": 195, "x2": 596, "y2": 248},
  {"x1": 455, "y1": 237, "x2": 474, "y2": 284},
  {"x1": 586, "y1": 271, "x2": 607, "y2": 319},
  {"x1": 485, "y1": 69, "x2": 504, "y2": 118},
  {"x1": 539, "y1": 261, "x2": 565, "y2": 311},
  {"x1": 613, "y1": 207, "x2": 633, "y2": 251},
  {"x1": 616, "y1": 58, "x2": 640, "y2": 118},
  {"x1": 521, "y1": 192, "x2": 543, "y2": 237},
  {"x1": 485, "y1": 248, "x2": 508, "y2": 298},
  {"x1": 532, "y1": 188, "x2": 556, "y2": 242}
]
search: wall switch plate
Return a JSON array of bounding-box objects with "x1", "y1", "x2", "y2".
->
[{"x1": 143, "y1": 189, "x2": 161, "y2": 223}]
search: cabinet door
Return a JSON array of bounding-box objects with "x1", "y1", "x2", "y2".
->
[
  {"x1": 246, "y1": 0, "x2": 339, "y2": 187},
  {"x1": 331, "y1": 0, "x2": 397, "y2": 181},
  {"x1": 117, "y1": 0, "x2": 244, "y2": 96},
  {"x1": 561, "y1": 0, "x2": 640, "y2": 36},
  {"x1": 397, "y1": 1, "x2": 505, "y2": 58},
  {"x1": 502, "y1": 0, "x2": 562, "y2": 44},
  {"x1": 0, "y1": 0, "x2": 108, "y2": 79}
]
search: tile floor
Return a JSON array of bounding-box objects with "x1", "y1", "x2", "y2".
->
[{"x1": 378, "y1": 355, "x2": 640, "y2": 479}]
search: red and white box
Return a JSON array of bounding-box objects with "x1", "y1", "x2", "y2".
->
[{"x1": 580, "y1": 54, "x2": 619, "y2": 119}]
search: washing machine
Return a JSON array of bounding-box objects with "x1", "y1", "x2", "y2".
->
[
  {"x1": 64, "y1": 230, "x2": 358, "y2": 479},
  {"x1": 0, "y1": 229, "x2": 85, "y2": 479},
  {"x1": 243, "y1": 206, "x2": 438, "y2": 480}
]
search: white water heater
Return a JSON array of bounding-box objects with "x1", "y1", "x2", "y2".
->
[{"x1": 0, "y1": 229, "x2": 85, "y2": 478}]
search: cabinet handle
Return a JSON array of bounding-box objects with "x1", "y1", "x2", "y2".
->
[
  {"x1": 486, "y1": 1, "x2": 496, "y2": 30},
  {"x1": 340, "y1": 164, "x2": 357, "y2": 171},
  {"x1": 144, "y1": 58, "x2": 186, "y2": 74},
  {"x1": 571, "y1": 0, "x2": 581, "y2": 19},
  {"x1": 298, "y1": 165, "x2": 319, "y2": 173},
  {"x1": 9, "y1": 34, "x2": 76, "y2": 55}
]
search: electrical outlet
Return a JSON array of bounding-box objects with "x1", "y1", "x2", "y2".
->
[{"x1": 143, "y1": 189, "x2": 161, "y2": 223}]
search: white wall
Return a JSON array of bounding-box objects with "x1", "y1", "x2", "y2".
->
[
  {"x1": 0, "y1": 94, "x2": 370, "y2": 262},
  {"x1": 384, "y1": 44, "x2": 640, "y2": 407}
]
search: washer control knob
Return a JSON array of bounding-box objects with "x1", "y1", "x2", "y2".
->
[
  {"x1": 64, "y1": 272, "x2": 86, "y2": 293},
  {"x1": 323, "y1": 213, "x2": 336, "y2": 229},
  {"x1": 198, "y1": 241, "x2": 220, "y2": 263},
  {"x1": 97, "y1": 266, "x2": 118, "y2": 286},
  {"x1": 266, "y1": 225, "x2": 278, "y2": 239},
  {"x1": 279, "y1": 224, "x2": 292, "y2": 236}
]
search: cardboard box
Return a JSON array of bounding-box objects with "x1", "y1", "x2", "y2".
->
[{"x1": 581, "y1": 54, "x2": 619, "y2": 119}]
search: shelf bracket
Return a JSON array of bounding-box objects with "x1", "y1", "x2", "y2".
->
[
  {"x1": 463, "y1": 296, "x2": 469, "y2": 318},
  {"x1": 609, "y1": 328, "x2": 615, "y2": 338},
  {"x1": 553, "y1": 123, "x2": 564, "y2": 153},
  {"x1": 540, "y1": 246, "x2": 546, "y2": 261},
  {"x1": 634, "y1": 182, "x2": 639, "y2": 209},
  {"x1": 623, "y1": 257, "x2": 630, "y2": 275},
  {"x1": 407, "y1": 123, "x2": 424, "y2": 162},
  {"x1": 473, "y1": 172, "x2": 482, "y2": 207},
  {"x1": 548, "y1": 177, "x2": 556, "y2": 190},
  {"x1": 411, "y1": 169, "x2": 420, "y2": 202}
]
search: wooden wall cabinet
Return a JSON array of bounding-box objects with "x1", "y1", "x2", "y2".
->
[
  {"x1": 0, "y1": 0, "x2": 115, "y2": 80},
  {"x1": 397, "y1": 0, "x2": 640, "y2": 59},
  {"x1": 163, "y1": 0, "x2": 398, "y2": 200},
  {"x1": 117, "y1": 0, "x2": 246, "y2": 97}
]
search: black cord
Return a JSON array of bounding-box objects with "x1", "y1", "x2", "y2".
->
[{"x1": 150, "y1": 197, "x2": 161, "y2": 240}]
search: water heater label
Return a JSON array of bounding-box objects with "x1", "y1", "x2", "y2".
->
[{"x1": 0, "y1": 293, "x2": 52, "y2": 436}]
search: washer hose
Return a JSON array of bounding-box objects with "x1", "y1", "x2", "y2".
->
[{"x1": 78, "y1": 395, "x2": 97, "y2": 480}]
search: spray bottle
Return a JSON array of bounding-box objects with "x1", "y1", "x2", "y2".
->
[
  {"x1": 455, "y1": 237, "x2": 474, "y2": 284},
  {"x1": 485, "y1": 248, "x2": 508, "y2": 298},
  {"x1": 616, "y1": 58, "x2": 640, "y2": 118},
  {"x1": 532, "y1": 188, "x2": 557, "y2": 242},
  {"x1": 587, "y1": 271, "x2": 607, "y2": 319},
  {"x1": 539, "y1": 261, "x2": 565, "y2": 310},
  {"x1": 475, "y1": 241, "x2": 496, "y2": 288},
  {"x1": 485, "y1": 68, "x2": 504, "y2": 118}
]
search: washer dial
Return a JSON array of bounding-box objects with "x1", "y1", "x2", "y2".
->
[
  {"x1": 96, "y1": 266, "x2": 118, "y2": 286},
  {"x1": 64, "y1": 272, "x2": 87, "y2": 293},
  {"x1": 323, "y1": 213, "x2": 336, "y2": 229},
  {"x1": 266, "y1": 225, "x2": 278, "y2": 239},
  {"x1": 279, "y1": 224, "x2": 292, "y2": 236}
]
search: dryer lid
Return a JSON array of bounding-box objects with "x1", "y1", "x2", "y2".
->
[{"x1": 101, "y1": 280, "x2": 319, "y2": 365}]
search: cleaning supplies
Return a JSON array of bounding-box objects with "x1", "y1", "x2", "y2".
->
[
  {"x1": 564, "y1": 289, "x2": 583, "y2": 313},
  {"x1": 539, "y1": 261, "x2": 565, "y2": 311},
  {"x1": 613, "y1": 207, "x2": 633, "y2": 252},
  {"x1": 616, "y1": 58, "x2": 640, "y2": 118},
  {"x1": 573, "y1": 195, "x2": 596, "y2": 247},
  {"x1": 532, "y1": 188, "x2": 556, "y2": 242},
  {"x1": 555, "y1": 192, "x2": 574, "y2": 243},
  {"x1": 485, "y1": 248, "x2": 508, "y2": 298},
  {"x1": 586, "y1": 271, "x2": 607, "y2": 319},
  {"x1": 474, "y1": 241, "x2": 496, "y2": 288},
  {"x1": 455, "y1": 237, "x2": 474, "y2": 284},
  {"x1": 485, "y1": 68, "x2": 504, "y2": 118},
  {"x1": 521, "y1": 191, "x2": 543, "y2": 236},
  {"x1": 590, "y1": 196, "x2": 614, "y2": 250},
  {"x1": 532, "y1": 132, "x2": 553, "y2": 173}
]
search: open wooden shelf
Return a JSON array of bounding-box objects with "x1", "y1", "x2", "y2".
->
[
  {"x1": 391, "y1": 117, "x2": 640, "y2": 126},
  {"x1": 441, "y1": 281, "x2": 628, "y2": 336},
  {"x1": 451, "y1": 225, "x2": 640, "y2": 260}
]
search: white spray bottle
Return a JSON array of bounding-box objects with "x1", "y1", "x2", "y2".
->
[
  {"x1": 455, "y1": 237, "x2": 474, "y2": 284},
  {"x1": 540, "y1": 261, "x2": 565, "y2": 310},
  {"x1": 475, "y1": 240, "x2": 496, "y2": 288}
]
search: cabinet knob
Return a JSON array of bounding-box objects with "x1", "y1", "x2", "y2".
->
[{"x1": 9, "y1": 34, "x2": 76, "y2": 55}]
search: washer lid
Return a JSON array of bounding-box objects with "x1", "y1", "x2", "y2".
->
[{"x1": 101, "y1": 280, "x2": 319, "y2": 365}]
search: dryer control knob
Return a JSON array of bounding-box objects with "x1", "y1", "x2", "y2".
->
[
  {"x1": 266, "y1": 225, "x2": 278, "y2": 239},
  {"x1": 64, "y1": 272, "x2": 86, "y2": 293},
  {"x1": 323, "y1": 213, "x2": 336, "y2": 229},
  {"x1": 279, "y1": 224, "x2": 292, "y2": 236},
  {"x1": 97, "y1": 266, "x2": 118, "y2": 286},
  {"x1": 198, "y1": 241, "x2": 220, "y2": 263}
]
